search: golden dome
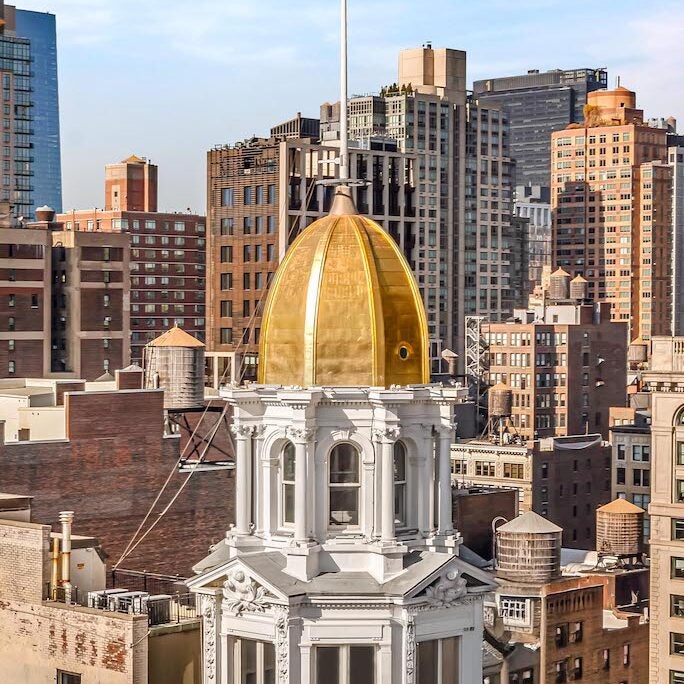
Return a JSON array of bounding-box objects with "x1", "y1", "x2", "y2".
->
[{"x1": 258, "y1": 187, "x2": 429, "y2": 387}]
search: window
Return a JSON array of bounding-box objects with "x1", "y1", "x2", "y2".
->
[
  {"x1": 623, "y1": 643, "x2": 630, "y2": 666},
  {"x1": 475, "y1": 461, "x2": 495, "y2": 476},
  {"x1": 244, "y1": 186, "x2": 253, "y2": 205},
  {"x1": 220, "y1": 300, "x2": 232, "y2": 317},
  {"x1": 678, "y1": 481, "x2": 684, "y2": 503},
  {"x1": 221, "y1": 217, "x2": 234, "y2": 235},
  {"x1": 57, "y1": 673, "x2": 82, "y2": 684},
  {"x1": 617, "y1": 468, "x2": 626, "y2": 485},
  {"x1": 672, "y1": 671, "x2": 684, "y2": 684},
  {"x1": 633, "y1": 469, "x2": 650, "y2": 487},
  {"x1": 570, "y1": 622, "x2": 583, "y2": 643},
  {"x1": 499, "y1": 597, "x2": 528, "y2": 626},
  {"x1": 315, "y1": 645, "x2": 375, "y2": 684},
  {"x1": 678, "y1": 442, "x2": 684, "y2": 466},
  {"x1": 673, "y1": 595, "x2": 684, "y2": 617},
  {"x1": 221, "y1": 246, "x2": 233, "y2": 263},
  {"x1": 672, "y1": 633, "x2": 684, "y2": 655},
  {"x1": 555, "y1": 659, "x2": 567, "y2": 683},
  {"x1": 329, "y1": 443, "x2": 360, "y2": 527},
  {"x1": 633, "y1": 444, "x2": 650, "y2": 462},
  {"x1": 220, "y1": 328, "x2": 232, "y2": 344},
  {"x1": 103, "y1": 294, "x2": 110, "y2": 308},
  {"x1": 503, "y1": 463, "x2": 524, "y2": 479},
  {"x1": 602, "y1": 648, "x2": 610, "y2": 671},
  {"x1": 268, "y1": 184, "x2": 275, "y2": 204},
  {"x1": 31, "y1": 294, "x2": 38, "y2": 308},
  {"x1": 281, "y1": 442, "x2": 295, "y2": 526},
  {"x1": 617, "y1": 444, "x2": 626, "y2": 460},
  {"x1": 416, "y1": 638, "x2": 458, "y2": 684},
  {"x1": 221, "y1": 188, "x2": 234, "y2": 207},
  {"x1": 394, "y1": 441, "x2": 407, "y2": 527},
  {"x1": 8, "y1": 293, "x2": 14, "y2": 307},
  {"x1": 231, "y1": 638, "x2": 275, "y2": 684},
  {"x1": 8, "y1": 360, "x2": 15, "y2": 374},
  {"x1": 8, "y1": 316, "x2": 14, "y2": 331},
  {"x1": 220, "y1": 273, "x2": 233, "y2": 290},
  {"x1": 8, "y1": 339, "x2": 14, "y2": 351},
  {"x1": 555, "y1": 624, "x2": 568, "y2": 647},
  {"x1": 675, "y1": 521, "x2": 684, "y2": 541}
]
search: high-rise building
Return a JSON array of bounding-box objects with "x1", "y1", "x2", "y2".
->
[
  {"x1": 15, "y1": 8, "x2": 61, "y2": 214},
  {"x1": 473, "y1": 67, "x2": 608, "y2": 188},
  {"x1": 642, "y1": 337, "x2": 684, "y2": 683},
  {"x1": 0, "y1": 2, "x2": 33, "y2": 220},
  {"x1": 551, "y1": 85, "x2": 673, "y2": 343},
  {"x1": 57, "y1": 156, "x2": 206, "y2": 363},
  {"x1": 670, "y1": 144, "x2": 684, "y2": 335}
]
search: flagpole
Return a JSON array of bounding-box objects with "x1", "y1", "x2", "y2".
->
[{"x1": 339, "y1": 0, "x2": 349, "y2": 181}]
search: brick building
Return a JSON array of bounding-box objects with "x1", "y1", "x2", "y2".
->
[
  {"x1": 58, "y1": 156, "x2": 206, "y2": 363},
  {"x1": 0, "y1": 206, "x2": 130, "y2": 380},
  {"x1": 452, "y1": 434, "x2": 612, "y2": 549},
  {"x1": 551, "y1": 85, "x2": 673, "y2": 343},
  {"x1": 0, "y1": 379, "x2": 233, "y2": 577},
  {"x1": 483, "y1": 296, "x2": 628, "y2": 442},
  {"x1": 484, "y1": 510, "x2": 649, "y2": 684}
]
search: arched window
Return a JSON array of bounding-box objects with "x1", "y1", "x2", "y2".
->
[
  {"x1": 394, "y1": 441, "x2": 407, "y2": 527},
  {"x1": 329, "y1": 443, "x2": 360, "y2": 527},
  {"x1": 282, "y1": 442, "x2": 295, "y2": 526}
]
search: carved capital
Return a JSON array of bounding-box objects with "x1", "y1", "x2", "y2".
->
[
  {"x1": 285, "y1": 426, "x2": 315, "y2": 444},
  {"x1": 373, "y1": 427, "x2": 401, "y2": 443},
  {"x1": 230, "y1": 424, "x2": 255, "y2": 439},
  {"x1": 435, "y1": 423, "x2": 455, "y2": 439}
]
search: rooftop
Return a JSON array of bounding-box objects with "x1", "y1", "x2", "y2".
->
[{"x1": 497, "y1": 511, "x2": 562, "y2": 534}]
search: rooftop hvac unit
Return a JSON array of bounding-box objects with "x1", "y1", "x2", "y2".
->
[
  {"x1": 143, "y1": 594, "x2": 172, "y2": 624},
  {"x1": 87, "y1": 588, "x2": 129, "y2": 609},
  {"x1": 107, "y1": 591, "x2": 149, "y2": 614}
]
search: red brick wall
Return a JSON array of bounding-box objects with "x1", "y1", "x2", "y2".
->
[
  {"x1": 0, "y1": 390, "x2": 234, "y2": 577},
  {"x1": 80, "y1": 339, "x2": 124, "y2": 381},
  {"x1": 0, "y1": 289, "x2": 44, "y2": 331},
  {"x1": 80, "y1": 290, "x2": 123, "y2": 330},
  {"x1": 0, "y1": 339, "x2": 44, "y2": 377}
]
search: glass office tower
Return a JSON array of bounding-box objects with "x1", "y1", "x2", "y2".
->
[{"x1": 16, "y1": 9, "x2": 61, "y2": 215}]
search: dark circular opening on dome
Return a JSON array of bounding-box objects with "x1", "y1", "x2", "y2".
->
[{"x1": 399, "y1": 345, "x2": 410, "y2": 360}]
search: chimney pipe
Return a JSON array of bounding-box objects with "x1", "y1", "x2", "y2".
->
[
  {"x1": 50, "y1": 535, "x2": 59, "y2": 599},
  {"x1": 59, "y1": 511, "x2": 74, "y2": 602}
]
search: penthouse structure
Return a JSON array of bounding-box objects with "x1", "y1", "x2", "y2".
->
[
  {"x1": 551, "y1": 85, "x2": 673, "y2": 342},
  {"x1": 58, "y1": 156, "x2": 206, "y2": 363}
]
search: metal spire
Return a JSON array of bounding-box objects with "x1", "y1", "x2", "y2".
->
[{"x1": 339, "y1": 0, "x2": 349, "y2": 181}]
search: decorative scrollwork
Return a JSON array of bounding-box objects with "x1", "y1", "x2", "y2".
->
[
  {"x1": 201, "y1": 595, "x2": 217, "y2": 682},
  {"x1": 405, "y1": 613, "x2": 416, "y2": 684},
  {"x1": 275, "y1": 607, "x2": 289, "y2": 683}
]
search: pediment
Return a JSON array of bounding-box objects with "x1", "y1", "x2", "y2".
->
[
  {"x1": 188, "y1": 555, "x2": 290, "y2": 612},
  {"x1": 404, "y1": 555, "x2": 495, "y2": 604}
]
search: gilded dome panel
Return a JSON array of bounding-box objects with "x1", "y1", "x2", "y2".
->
[{"x1": 258, "y1": 189, "x2": 429, "y2": 387}]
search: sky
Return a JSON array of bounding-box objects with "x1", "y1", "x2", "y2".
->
[{"x1": 17, "y1": 0, "x2": 684, "y2": 214}]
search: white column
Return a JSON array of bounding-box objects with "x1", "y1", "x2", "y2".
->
[
  {"x1": 437, "y1": 426, "x2": 454, "y2": 535},
  {"x1": 230, "y1": 424, "x2": 254, "y2": 535},
  {"x1": 287, "y1": 427, "x2": 314, "y2": 544},
  {"x1": 375, "y1": 428, "x2": 400, "y2": 543}
]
